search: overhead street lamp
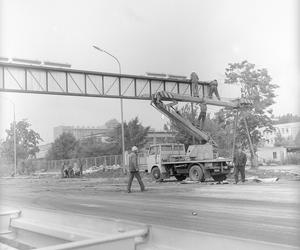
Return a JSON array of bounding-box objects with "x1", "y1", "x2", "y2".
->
[
  {"x1": 0, "y1": 95, "x2": 17, "y2": 176},
  {"x1": 92, "y1": 45, "x2": 126, "y2": 170}
]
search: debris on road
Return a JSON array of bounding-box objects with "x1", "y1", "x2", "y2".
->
[
  {"x1": 246, "y1": 176, "x2": 279, "y2": 183},
  {"x1": 180, "y1": 180, "x2": 199, "y2": 184}
]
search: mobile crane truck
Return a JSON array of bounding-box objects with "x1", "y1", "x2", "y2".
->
[{"x1": 147, "y1": 90, "x2": 251, "y2": 182}]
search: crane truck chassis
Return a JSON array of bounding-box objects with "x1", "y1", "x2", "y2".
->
[
  {"x1": 146, "y1": 90, "x2": 251, "y2": 182},
  {"x1": 146, "y1": 143, "x2": 232, "y2": 182}
]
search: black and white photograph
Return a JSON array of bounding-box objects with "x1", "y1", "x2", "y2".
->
[{"x1": 0, "y1": 0, "x2": 299, "y2": 249}]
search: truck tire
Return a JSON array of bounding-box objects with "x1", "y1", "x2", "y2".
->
[
  {"x1": 212, "y1": 174, "x2": 227, "y2": 182},
  {"x1": 175, "y1": 175, "x2": 186, "y2": 181},
  {"x1": 189, "y1": 165, "x2": 204, "y2": 182},
  {"x1": 151, "y1": 167, "x2": 161, "y2": 180}
]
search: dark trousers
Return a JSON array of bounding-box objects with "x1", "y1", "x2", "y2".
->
[
  {"x1": 127, "y1": 171, "x2": 145, "y2": 192},
  {"x1": 234, "y1": 165, "x2": 245, "y2": 183},
  {"x1": 208, "y1": 86, "x2": 220, "y2": 100},
  {"x1": 198, "y1": 112, "x2": 206, "y2": 130}
]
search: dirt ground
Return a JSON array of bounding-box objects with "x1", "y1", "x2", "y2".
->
[{"x1": 1, "y1": 164, "x2": 299, "y2": 247}]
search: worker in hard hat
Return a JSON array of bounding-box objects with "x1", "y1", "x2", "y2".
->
[
  {"x1": 190, "y1": 72, "x2": 199, "y2": 97},
  {"x1": 127, "y1": 146, "x2": 145, "y2": 193},
  {"x1": 208, "y1": 80, "x2": 220, "y2": 100},
  {"x1": 197, "y1": 102, "x2": 207, "y2": 130}
]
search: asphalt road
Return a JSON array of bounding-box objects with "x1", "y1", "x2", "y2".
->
[{"x1": 0, "y1": 177, "x2": 299, "y2": 247}]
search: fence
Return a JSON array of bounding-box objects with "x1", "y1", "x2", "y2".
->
[{"x1": 22, "y1": 153, "x2": 148, "y2": 174}]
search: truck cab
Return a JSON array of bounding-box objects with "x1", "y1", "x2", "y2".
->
[{"x1": 147, "y1": 144, "x2": 185, "y2": 179}]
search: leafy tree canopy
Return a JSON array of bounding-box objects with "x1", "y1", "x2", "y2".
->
[
  {"x1": 221, "y1": 60, "x2": 278, "y2": 150},
  {"x1": 167, "y1": 103, "x2": 234, "y2": 156},
  {"x1": 0, "y1": 119, "x2": 43, "y2": 161},
  {"x1": 107, "y1": 117, "x2": 150, "y2": 152},
  {"x1": 46, "y1": 132, "x2": 77, "y2": 160}
]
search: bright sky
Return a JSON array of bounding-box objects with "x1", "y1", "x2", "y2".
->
[{"x1": 0, "y1": 0, "x2": 299, "y2": 143}]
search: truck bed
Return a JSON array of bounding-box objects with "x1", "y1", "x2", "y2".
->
[{"x1": 162, "y1": 157, "x2": 232, "y2": 165}]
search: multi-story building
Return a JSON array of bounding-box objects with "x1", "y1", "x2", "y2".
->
[
  {"x1": 53, "y1": 126, "x2": 106, "y2": 141},
  {"x1": 53, "y1": 120, "x2": 119, "y2": 142},
  {"x1": 143, "y1": 129, "x2": 176, "y2": 150},
  {"x1": 258, "y1": 122, "x2": 300, "y2": 163},
  {"x1": 260, "y1": 122, "x2": 300, "y2": 147}
]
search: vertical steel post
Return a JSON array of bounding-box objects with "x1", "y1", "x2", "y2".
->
[
  {"x1": 84, "y1": 74, "x2": 87, "y2": 94},
  {"x1": 134, "y1": 78, "x2": 137, "y2": 97},
  {"x1": 66, "y1": 72, "x2": 68, "y2": 93},
  {"x1": 2, "y1": 67, "x2": 4, "y2": 89},
  {"x1": 25, "y1": 69, "x2": 28, "y2": 90}
]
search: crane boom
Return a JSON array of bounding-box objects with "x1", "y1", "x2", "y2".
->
[
  {"x1": 151, "y1": 91, "x2": 218, "y2": 146},
  {"x1": 151, "y1": 91, "x2": 251, "y2": 146}
]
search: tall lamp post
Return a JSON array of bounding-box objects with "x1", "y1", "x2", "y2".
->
[
  {"x1": 92, "y1": 45, "x2": 126, "y2": 170},
  {"x1": 0, "y1": 96, "x2": 17, "y2": 176}
]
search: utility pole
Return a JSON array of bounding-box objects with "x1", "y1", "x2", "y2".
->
[
  {"x1": 232, "y1": 109, "x2": 239, "y2": 159},
  {"x1": 243, "y1": 116, "x2": 257, "y2": 168}
]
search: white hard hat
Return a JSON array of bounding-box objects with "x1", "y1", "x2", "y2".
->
[{"x1": 132, "y1": 146, "x2": 138, "y2": 152}]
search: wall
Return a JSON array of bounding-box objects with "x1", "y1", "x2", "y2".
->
[{"x1": 257, "y1": 147, "x2": 287, "y2": 163}]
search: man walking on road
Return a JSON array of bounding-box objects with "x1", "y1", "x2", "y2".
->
[
  {"x1": 233, "y1": 146, "x2": 247, "y2": 184},
  {"x1": 127, "y1": 146, "x2": 145, "y2": 193}
]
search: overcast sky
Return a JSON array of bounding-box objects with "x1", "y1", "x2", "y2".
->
[{"x1": 0, "y1": 0, "x2": 299, "y2": 143}]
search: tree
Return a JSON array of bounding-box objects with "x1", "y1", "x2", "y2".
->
[
  {"x1": 0, "y1": 119, "x2": 43, "y2": 161},
  {"x1": 46, "y1": 132, "x2": 77, "y2": 160},
  {"x1": 223, "y1": 60, "x2": 279, "y2": 167},
  {"x1": 167, "y1": 103, "x2": 234, "y2": 156},
  {"x1": 73, "y1": 137, "x2": 119, "y2": 158},
  {"x1": 107, "y1": 117, "x2": 150, "y2": 152}
]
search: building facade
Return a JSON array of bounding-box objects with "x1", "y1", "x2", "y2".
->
[
  {"x1": 261, "y1": 122, "x2": 300, "y2": 147},
  {"x1": 53, "y1": 126, "x2": 108, "y2": 141},
  {"x1": 144, "y1": 130, "x2": 176, "y2": 150},
  {"x1": 258, "y1": 122, "x2": 300, "y2": 163}
]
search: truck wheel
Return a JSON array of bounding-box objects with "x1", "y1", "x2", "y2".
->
[
  {"x1": 175, "y1": 175, "x2": 186, "y2": 181},
  {"x1": 189, "y1": 165, "x2": 204, "y2": 182},
  {"x1": 212, "y1": 174, "x2": 227, "y2": 182},
  {"x1": 151, "y1": 167, "x2": 161, "y2": 180}
]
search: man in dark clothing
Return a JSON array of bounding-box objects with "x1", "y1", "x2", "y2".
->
[
  {"x1": 208, "y1": 80, "x2": 221, "y2": 100},
  {"x1": 233, "y1": 147, "x2": 247, "y2": 183},
  {"x1": 197, "y1": 102, "x2": 207, "y2": 130},
  {"x1": 127, "y1": 146, "x2": 145, "y2": 193},
  {"x1": 190, "y1": 72, "x2": 199, "y2": 97}
]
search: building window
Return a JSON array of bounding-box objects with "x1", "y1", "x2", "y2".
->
[{"x1": 273, "y1": 152, "x2": 277, "y2": 159}]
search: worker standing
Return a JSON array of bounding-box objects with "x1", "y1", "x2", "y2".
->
[
  {"x1": 190, "y1": 72, "x2": 199, "y2": 97},
  {"x1": 127, "y1": 146, "x2": 145, "y2": 193},
  {"x1": 197, "y1": 102, "x2": 207, "y2": 130},
  {"x1": 233, "y1": 146, "x2": 247, "y2": 184},
  {"x1": 208, "y1": 80, "x2": 220, "y2": 100}
]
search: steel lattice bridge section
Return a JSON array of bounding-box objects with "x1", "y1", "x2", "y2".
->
[{"x1": 0, "y1": 62, "x2": 212, "y2": 100}]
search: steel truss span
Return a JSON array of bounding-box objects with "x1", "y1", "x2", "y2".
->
[{"x1": 0, "y1": 62, "x2": 212, "y2": 100}]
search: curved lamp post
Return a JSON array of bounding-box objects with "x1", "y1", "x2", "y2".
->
[{"x1": 92, "y1": 45, "x2": 126, "y2": 170}]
